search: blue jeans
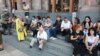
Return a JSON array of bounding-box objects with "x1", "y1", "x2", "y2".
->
[
  {"x1": 45, "y1": 28, "x2": 51, "y2": 39},
  {"x1": 49, "y1": 27, "x2": 57, "y2": 37}
]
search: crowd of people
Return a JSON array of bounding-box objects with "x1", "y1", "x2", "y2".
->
[{"x1": 1, "y1": 15, "x2": 100, "y2": 56}]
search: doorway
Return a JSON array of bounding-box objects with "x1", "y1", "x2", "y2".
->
[{"x1": 10, "y1": 0, "x2": 17, "y2": 10}]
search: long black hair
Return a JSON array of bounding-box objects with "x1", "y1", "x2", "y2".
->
[
  {"x1": 82, "y1": 16, "x2": 92, "y2": 27},
  {"x1": 88, "y1": 27, "x2": 96, "y2": 36}
]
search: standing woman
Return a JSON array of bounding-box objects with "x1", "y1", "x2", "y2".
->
[
  {"x1": 71, "y1": 24, "x2": 85, "y2": 56},
  {"x1": 15, "y1": 16, "x2": 26, "y2": 41},
  {"x1": 82, "y1": 16, "x2": 93, "y2": 30},
  {"x1": 85, "y1": 28, "x2": 99, "y2": 56}
]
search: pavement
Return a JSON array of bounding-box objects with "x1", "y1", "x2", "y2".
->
[
  {"x1": 0, "y1": 44, "x2": 28, "y2": 56},
  {"x1": 0, "y1": 31, "x2": 100, "y2": 56},
  {"x1": 0, "y1": 31, "x2": 73, "y2": 56}
]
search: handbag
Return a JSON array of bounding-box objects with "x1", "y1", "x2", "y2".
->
[
  {"x1": 0, "y1": 27, "x2": 4, "y2": 34},
  {"x1": 18, "y1": 28, "x2": 23, "y2": 32}
]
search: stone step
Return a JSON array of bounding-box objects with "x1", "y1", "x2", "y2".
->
[
  {"x1": 26, "y1": 37, "x2": 73, "y2": 56},
  {"x1": 5, "y1": 32, "x2": 73, "y2": 56}
]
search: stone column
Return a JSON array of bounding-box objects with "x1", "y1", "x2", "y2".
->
[
  {"x1": 32, "y1": 0, "x2": 41, "y2": 11},
  {"x1": 7, "y1": 0, "x2": 11, "y2": 11},
  {"x1": 17, "y1": 0, "x2": 22, "y2": 11},
  {"x1": 0, "y1": 0, "x2": 5, "y2": 12},
  {"x1": 51, "y1": 0, "x2": 56, "y2": 12},
  {"x1": 79, "y1": 0, "x2": 100, "y2": 11},
  {"x1": 69, "y1": 0, "x2": 74, "y2": 13},
  {"x1": 87, "y1": 0, "x2": 97, "y2": 6},
  {"x1": 42, "y1": 0, "x2": 49, "y2": 11}
]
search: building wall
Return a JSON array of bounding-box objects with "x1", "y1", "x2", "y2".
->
[
  {"x1": 78, "y1": 0, "x2": 100, "y2": 23},
  {"x1": 0, "y1": 0, "x2": 100, "y2": 23}
]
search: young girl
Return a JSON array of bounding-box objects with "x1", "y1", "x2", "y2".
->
[{"x1": 85, "y1": 28, "x2": 99, "y2": 56}]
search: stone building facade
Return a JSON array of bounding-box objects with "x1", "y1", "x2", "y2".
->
[
  {"x1": 0, "y1": 0, "x2": 100, "y2": 12},
  {"x1": 0, "y1": 0, "x2": 78, "y2": 12},
  {"x1": 0, "y1": 0, "x2": 100, "y2": 22}
]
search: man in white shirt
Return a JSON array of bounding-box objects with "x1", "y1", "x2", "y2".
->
[
  {"x1": 61, "y1": 17, "x2": 71, "y2": 36},
  {"x1": 30, "y1": 24, "x2": 47, "y2": 50}
]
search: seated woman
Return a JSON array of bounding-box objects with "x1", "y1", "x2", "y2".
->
[
  {"x1": 53, "y1": 16, "x2": 62, "y2": 35},
  {"x1": 70, "y1": 24, "x2": 85, "y2": 56},
  {"x1": 85, "y1": 28, "x2": 99, "y2": 56},
  {"x1": 49, "y1": 16, "x2": 62, "y2": 38},
  {"x1": 94, "y1": 20, "x2": 100, "y2": 51},
  {"x1": 44, "y1": 16, "x2": 52, "y2": 38},
  {"x1": 30, "y1": 23, "x2": 47, "y2": 50},
  {"x1": 82, "y1": 16, "x2": 93, "y2": 30}
]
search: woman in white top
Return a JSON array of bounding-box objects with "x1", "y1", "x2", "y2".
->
[{"x1": 85, "y1": 28, "x2": 99, "y2": 56}]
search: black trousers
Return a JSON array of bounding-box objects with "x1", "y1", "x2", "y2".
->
[
  {"x1": 86, "y1": 46, "x2": 98, "y2": 56},
  {"x1": 72, "y1": 41, "x2": 85, "y2": 56},
  {"x1": 0, "y1": 33, "x2": 3, "y2": 44},
  {"x1": 61, "y1": 29, "x2": 70, "y2": 36},
  {"x1": 26, "y1": 24, "x2": 30, "y2": 31},
  {"x1": 32, "y1": 29, "x2": 38, "y2": 37},
  {"x1": 98, "y1": 43, "x2": 100, "y2": 51},
  {"x1": 25, "y1": 12, "x2": 29, "y2": 16},
  {"x1": 2, "y1": 24, "x2": 8, "y2": 34},
  {"x1": 8, "y1": 23, "x2": 12, "y2": 34}
]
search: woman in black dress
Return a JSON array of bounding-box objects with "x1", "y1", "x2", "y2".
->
[{"x1": 71, "y1": 24, "x2": 85, "y2": 56}]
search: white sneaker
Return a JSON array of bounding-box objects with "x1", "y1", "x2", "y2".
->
[{"x1": 50, "y1": 37, "x2": 56, "y2": 40}]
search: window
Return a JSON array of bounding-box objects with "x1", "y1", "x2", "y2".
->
[
  {"x1": 74, "y1": 0, "x2": 79, "y2": 12},
  {"x1": 61, "y1": 0, "x2": 70, "y2": 12},
  {"x1": 49, "y1": 0, "x2": 79, "y2": 12}
]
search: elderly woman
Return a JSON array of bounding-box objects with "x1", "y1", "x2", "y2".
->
[{"x1": 15, "y1": 16, "x2": 27, "y2": 41}]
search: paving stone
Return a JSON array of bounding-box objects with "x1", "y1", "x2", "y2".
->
[{"x1": 2, "y1": 34, "x2": 73, "y2": 56}]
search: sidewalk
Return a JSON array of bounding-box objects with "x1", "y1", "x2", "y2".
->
[{"x1": 0, "y1": 44, "x2": 28, "y2": 56}]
